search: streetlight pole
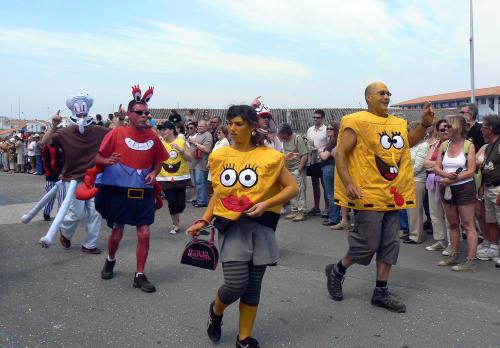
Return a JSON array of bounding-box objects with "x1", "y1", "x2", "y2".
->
[{"x1": 469, "y1": 0, "x2": 476, "y2": 104}]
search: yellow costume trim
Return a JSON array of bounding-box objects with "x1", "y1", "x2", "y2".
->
[{"x1": 334, "y1": 111, "x2": 416, "y2": 211}]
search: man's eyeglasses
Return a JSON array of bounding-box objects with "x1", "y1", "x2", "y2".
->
[
  {"x1": 259, "y1": 115, "x2": 271, "y2": 120},
  {"x1": 377, "y1": 91, "x2": 392, "y2": 97},
  {"x1": 327, "y1": 127, "x2": 335, "y2": 131},
  {"x1": 459, "y1": 110, "x2": 471, "y2": 115},
  {"x1": 131, "y1": 110, "x2": 150, "y2": 116},
  {"x1": 313, "y1": 116, "x2": 322, "y2": 120}
]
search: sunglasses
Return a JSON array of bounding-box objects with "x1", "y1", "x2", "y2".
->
[
  {"x1": 131, "y1": 110, "x2": 150, "y2": 116},
  {"x1": 313, "y1": 116, "x2": 323, "y2": 119},
  {"x1": 259, "y1": 115, "x2": 271, "y2": 120},
  {"x1": 327, "y1": 127, "x2": 335, "y2": 131},
  {"x1": 439, "y1": 125, "x2": 450, "y2": 132}
]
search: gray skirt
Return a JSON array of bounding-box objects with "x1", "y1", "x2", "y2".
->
[{"x1": 218, "y1": 215, "x2": 279, "y2": 266}]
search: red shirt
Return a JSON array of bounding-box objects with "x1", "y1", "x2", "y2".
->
[{"x1": 99, "y1": 126, "x2": 168, "y2": 169}]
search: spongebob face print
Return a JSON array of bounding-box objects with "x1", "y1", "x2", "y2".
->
[
  {"x1": 209, "y1": 146, "x2": 285, "y2": 220},
  {"x1": 218, "y1": 163, "x2": 260, "y2": 212},
  {"x1": 333, "y1": 111, "x2": 416, "y2": 211},
  {"x1": 375, "y1": 131, "x2": 405, "y2": 181}
]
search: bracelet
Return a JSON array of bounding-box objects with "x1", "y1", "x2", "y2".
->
[{"x1": 421, "y1": 122, "x2": 432, "y2": 128}]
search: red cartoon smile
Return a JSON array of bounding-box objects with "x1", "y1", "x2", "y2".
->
[
  {"x1": 220, "y1": 195, "x2": 254, "y2": 212},
  {"x1": 375, "y1": 155, "x2": 400, "y2": 181}
]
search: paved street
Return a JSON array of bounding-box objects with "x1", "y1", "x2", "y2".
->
[{"x1": 1, "y1": 172, "x2": 500, "y2": 348}]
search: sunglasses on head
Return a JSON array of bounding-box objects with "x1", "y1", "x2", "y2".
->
[{"x1": 131, "y1": 110, "x2": 150, "y2": 116}]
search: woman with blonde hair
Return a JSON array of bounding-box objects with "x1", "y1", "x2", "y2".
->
[{"x1": 434, "y1": 115, "x2": 477, "y2": 271}]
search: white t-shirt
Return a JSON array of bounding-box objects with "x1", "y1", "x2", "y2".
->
[
  {"x1": 27, "y1": 141, "x2": 36, "y2": 157},
  {"x1": 306, "y1": 124, "x2": 327, "y2": 162}
]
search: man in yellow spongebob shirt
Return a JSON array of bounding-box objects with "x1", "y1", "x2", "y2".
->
[{"x1": 325, "y1": 82, "x2": 435, "y2": 313}]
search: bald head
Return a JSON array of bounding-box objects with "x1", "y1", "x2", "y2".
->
[
  {"x1": 364, "y1": 82, "x2": 391, "y2": 117},
  {"x1": 365, "y1": 82, "x2": 388, "y2": 99}
]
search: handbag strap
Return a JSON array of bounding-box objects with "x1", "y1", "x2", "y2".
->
[{"x1": 193, "y1": 218, "x2": 216, "y2": 244}]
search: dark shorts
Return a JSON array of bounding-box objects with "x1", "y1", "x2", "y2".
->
[
  {"x1": 346, "y1": 210, "x2": 400, "y2": 266},
  {"x1": 95, "y1": 185, "x2": 155, "y2": 226},
  {"x1": 162, "y1": 187, "x2": 186, "y2": 215},
  {"x1": 306, "y1": 162, "x2": 322, "y2": 178},
  {"x1": 440, "y1": 180, "x2": 476, "y2": 206}
]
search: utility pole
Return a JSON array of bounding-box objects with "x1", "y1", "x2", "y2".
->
[
  {"x1": 469, "y1": 0, "x2": 476, "y2": 104},
  {"x1": 18, "y1": 97, "x2": 21, "y2": 119}
]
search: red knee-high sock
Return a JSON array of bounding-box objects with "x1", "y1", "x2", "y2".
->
[
  {"x1": 136, "y1": 225, "x2": 150, "y2": 273},
  {"x1": 108, "y1": 224, "x2": 124, "y2": 260}
]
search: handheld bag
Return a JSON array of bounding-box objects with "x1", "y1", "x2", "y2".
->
[{"x1": 181, "y1": 219, "x2": 219, "y2": 270}]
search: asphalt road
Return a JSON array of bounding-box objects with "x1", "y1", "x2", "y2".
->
[{"x1": 1, "y1": 172, "x2": 500, "y2": 348}]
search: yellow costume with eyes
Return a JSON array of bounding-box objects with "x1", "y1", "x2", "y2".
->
[
  {"x1": 157, "y1": 138, "x2": 190, "y2": 182},
  {"x1": 334, "y1": 111, "x2": 416, "y2": 211},
  {"x1": 209, "y1": 146, "x2": 284, "y2": 221}
]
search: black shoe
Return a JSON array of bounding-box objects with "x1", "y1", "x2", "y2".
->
[
  {"x1": 101, "y1": 259, "x2": 116, "y2": 279},
  {"x1": 371, "y1": 287, "x2": 406, "y2": 313},
  {"x1": 325, "y1": 263, "x2": 344, "y2": 301},
  {"x1": 193, "y1": 203, "x2": 208, "y2": 208},
  {"x1": 81, "y1": 246, "x2": 102, "y2": 254},
  {"x1": 133, "y1": 273, "x2": 156, "y2": 293},
  {"x1": 236, "y1": 336, "x2": 260, "y2": 348},
  {"x1": 59, "y1": 233, "x2": 71, "y2": 249},
  {"x1": 322, "y1": 221, "x2": 337, "y2": 226},
  {"x1": 207, "y1": 301, "x2": 223, "y2": 342},
  {"x1": 43, "y1": 214, "x2": 52, "y2": 221},
  {"x1": 304, "y1": 208, "x2": 321, "y2": 216}
]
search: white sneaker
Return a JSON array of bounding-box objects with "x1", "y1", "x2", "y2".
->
[
  {"x1": 477, "y1": 241, "x2": 490, "y2": 253},
  {"x1": 426, "y1": 241, "x2": 446, "y2": 251},
  {"x1": 169, "y1": 226, "x2": 180, "y2": 235},
  {"x1": 476, "y1": 247, "x2": 499, "y2": 261},
  {"x1": 442, "y1": 244, "x2": 452, "y2": 256}
]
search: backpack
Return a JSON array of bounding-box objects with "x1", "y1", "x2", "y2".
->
[
  {"x1": 294, "y1": 134, "x2": 318, "y2": 166},
  {"x1": 440, "y1": 139, "x2": 472, "y2": 167}
]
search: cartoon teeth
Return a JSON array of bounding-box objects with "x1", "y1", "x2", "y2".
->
[{"x1": 125, "y1": 138, "x2": 154, "y2": 151}]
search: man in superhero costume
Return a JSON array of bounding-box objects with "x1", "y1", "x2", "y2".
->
[
  {"x1": 77, "y1": 85, "x2": 168, "y2": 292},
  {"x1": 325, "y1": 82, "x2": 435, "y2": 313}
]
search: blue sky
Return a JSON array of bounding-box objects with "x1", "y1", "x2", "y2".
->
[{"x1": 1, "y1": 0, "x2": 499, "y2": 119}]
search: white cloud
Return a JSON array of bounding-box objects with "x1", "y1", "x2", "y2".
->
[{"x1": 0, "y1": 21, "x2": 310, "y2": 78}]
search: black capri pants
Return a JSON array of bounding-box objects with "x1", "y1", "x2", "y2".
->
[
  {"x1": 217, "y1": 261, "x2": 267, "y2": 307},
  {"x1": 163, "y1": 187, "x2": 186, "y2": 215}
]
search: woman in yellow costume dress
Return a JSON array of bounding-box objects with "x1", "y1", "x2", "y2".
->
[
  {"x1": 186, "y1": 105, "x2": 298, "y2": 348},
  {"x1": 157, "y1": 121, "x2": 193, "y2": 234}
]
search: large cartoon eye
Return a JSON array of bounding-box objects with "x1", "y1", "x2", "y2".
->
[
  {"x1": 392, "y1": 134, "x2": 404, "y2": 149},
  {"x1": 239, "y1": 167, "x2": 258, "y2": 188},
  {"x1": 220, "y1": 168, "x2": 238, "y2": 187},
  {"x1": 380, "y1": 133, "x2": 391, "y2": 149},
  {"x1": 169, "y1": 150, "x2": 178, "y2": 159},
  {"x1": 80, "y1": 102, "x2": 88, "y2": 114},
  {"x1": 73, "y1": 103, "x2": 81, "y2": 114}
]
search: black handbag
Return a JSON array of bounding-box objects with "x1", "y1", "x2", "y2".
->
[{"x1": 181, "y1": 220, "x2": 219, "y2": 270}]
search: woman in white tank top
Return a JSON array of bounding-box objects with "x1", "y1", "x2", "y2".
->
[{"x1": 434, "y1": 115, "x2": 478, "y2": 271}]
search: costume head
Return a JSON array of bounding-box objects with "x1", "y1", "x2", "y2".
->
[
  {"x1": 254, "y1": 97, "x2": 277, "y2": 134},
  {"x1": 66, "y1": 94, "x2": 94, "y2": 134}
]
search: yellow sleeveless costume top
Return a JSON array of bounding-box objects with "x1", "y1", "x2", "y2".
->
[
  {"x1": 334, "y1": 111, "x2": 416, "y2": 211},
  {"x1": 157, "y1": 137, "x2": 190, "y2": 182},
  {"x1": 209, "y1": 146, "x2": 284, "y2": 220}
]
